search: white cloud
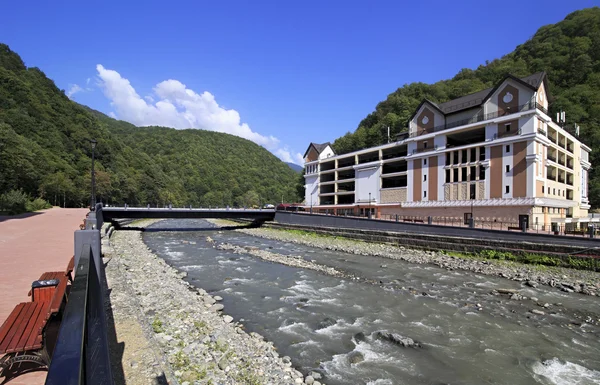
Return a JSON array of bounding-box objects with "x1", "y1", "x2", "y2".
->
[
  {"x1": 275, "y1": 148, "x2": 304, "y2": 165},
  {"x1": 95, "y1": 65, "x2": 284, "y2": 151},
  {"x1": 66, "y1": 84, "x2": 83, "y2": 98},
  {"x1": 86, "y1": 78, "x2": 91, "y2": 85}
]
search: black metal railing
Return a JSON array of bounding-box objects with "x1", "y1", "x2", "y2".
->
[
  {"x1": 410, "y1": 101, "x2": 547, "y2": 138},
  {"x1": 45, "y1": 243, "x2": 113, "y2": 385}
]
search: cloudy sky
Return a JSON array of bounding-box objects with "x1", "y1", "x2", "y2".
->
[{"x1": 1, "y1": 0, "x2": 592, "y2": 165}]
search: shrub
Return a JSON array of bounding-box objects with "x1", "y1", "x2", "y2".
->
[
  {"x1": 0, "y1": 189, "x2": 29, "y2": 215},
  {"x1": 26, "y1": 197, "x2": 51, "y2": 212}
]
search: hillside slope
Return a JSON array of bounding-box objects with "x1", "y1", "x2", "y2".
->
[
  {"x1": 332, "y1": 7, "x2": 600, "y2": 207},
  {"x1": 0, "y1": 44, "x2": 301, "y2": 207}
]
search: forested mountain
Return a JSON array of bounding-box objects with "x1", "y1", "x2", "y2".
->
[
  {"x1": 333, "y1": 7, "x2": 600, "y2": 207},
  {"x1": 0, "y1": 44, "x2": 301, "y2": 209},
  {"x1": 286, "y1": 162, "x2": 303, "y2": 173}
]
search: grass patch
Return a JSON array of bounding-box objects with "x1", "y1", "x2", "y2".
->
[
  {"x1": 444, "y1": 249, "x2": 598, "y2": 271},
  {"x1": 152, "y1": 317, "x2": 164, "y2": 333}
]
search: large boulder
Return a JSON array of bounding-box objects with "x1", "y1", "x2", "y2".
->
[
  {"x1": 374, "y1": 331, "x2": 422, "y2": 348},
  {"x1": 347, "y1": 351, "x2": 365, "y2": 364}
]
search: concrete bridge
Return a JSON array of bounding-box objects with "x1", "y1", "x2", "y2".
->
[{"x1": 96, "y1": 205, "x2": 275, "y2": 227}]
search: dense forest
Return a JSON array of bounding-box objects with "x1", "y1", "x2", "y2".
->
[
  {"x1": 0, "y1": 44, "x2": 302, "y2": 212},
  {"x1": 333, "y1": 7, "x2": 600, "y2": 207}
]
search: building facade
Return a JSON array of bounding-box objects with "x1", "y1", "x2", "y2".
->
[{"x1": 303, "y1": 72, "x2": 592, "y2": 230}]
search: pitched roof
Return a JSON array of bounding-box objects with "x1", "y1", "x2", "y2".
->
[
  {"x1": 424, "y1": 72, "x2": 547, "y2": 116},
  {"x1": 303, "y1": 142, "x2": 334, "y2": 158}
]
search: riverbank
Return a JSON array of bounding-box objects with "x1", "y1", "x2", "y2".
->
[
  {"x1": 211, "y1": 220, "x2": 600, "y2": 297},
  {"x1": 105, "y1": 221, "x2": 324, "y2": 385}
]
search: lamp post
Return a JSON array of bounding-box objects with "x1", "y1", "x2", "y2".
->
[
  {"x1": 368, "y1": 192, "x2": 372, "y2": 219},
  {"x1": 90, "y1": 139, "x2": 97, "y2": 211}
]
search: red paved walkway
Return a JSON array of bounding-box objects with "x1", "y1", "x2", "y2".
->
[{"x1": 0, "y1": 208, "x2": 87, "y2": 385}]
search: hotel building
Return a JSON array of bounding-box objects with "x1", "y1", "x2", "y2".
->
[{"x1": 303, "y1": 72, "x2": 591, "y2": 229}]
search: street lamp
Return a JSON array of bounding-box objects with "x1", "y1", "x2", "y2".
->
[
  {"x1": 90, "y1": 139, "x2": 97, "y2": 211},
  {"x1": 368, "y1": 192, "x2": 372, "y2": 219}
]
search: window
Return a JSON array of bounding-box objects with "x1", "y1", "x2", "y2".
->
[
  {"x1": 479, "y1": 166, "x2": 486, "y2": 180},
  {"x1": 506, "y1": 145, "x2": 510, "y2": 153},
  {"x1": 461, "y1": 167, "x2": 467, "y2": 182},
  {"x1": 506, "y1": 165, "x2": 510, "y2": 173},
  {"x1": 479, "y1": 147, "x2": 486, "y2": 161},
  {"x1": 506, "y1": 185, "x2": 510, "y2": 194},
  {"x1": 542, "y1": 186, "x2": 545, "y2": 193},
  {"x1": 453, "y1": 151, "x2": 459, "y2": 164},
  {"x1": 446, "y1": 169, "x2": 451, "y2": 183},
  {"x1": 563, "y1": 190, "x2": 565, "y2": 197},
  {"x1": 470, "y1": 147, "x2": 476, "y2": 162},
  {"x1": 424, "y1": 158, "x2": 427, "y2": 166},
  {"x1": 470, "y1": 183, "x2": 476, "y2": 199},
  {"x1": 424, "y1": 174, "x2": 427, "y2": 182},
  {"x1": 453, "y1": 168, "x2": 459, "y2": 182},
  {"x1": 424, "y1": 142, "x2": 428, "y2": 149},
  {"x1": 553, "y1": 188, "x2": 556, "y2": 195},
  {"x1": 470, "y1": 166, "x2": 476, "y2": 181},
  {"x1": 424, "y1": 190, "x2": 427, "y2": 198},
  {"x1": 446, "y1": 152, "x2": 451, "y2": 166},
  {"x1": 461, "y1": 149, "x2": 467, "y2": 163},
  {"x1": 505, "y1": 123, "x2": 511, "y2": 132}
]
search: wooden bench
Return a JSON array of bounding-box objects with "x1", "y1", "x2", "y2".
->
[{"x1": 0, "y1": 257, "x2": 74, "y2": 379}]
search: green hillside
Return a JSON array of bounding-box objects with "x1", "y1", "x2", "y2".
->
[
  {"x1": 332, "y1": 7, "x2": 600, "y2": 207},
  {"x1": 0, "y1": 44, "x2": 301, "y2": 210}
]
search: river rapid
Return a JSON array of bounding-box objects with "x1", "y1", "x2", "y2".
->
[{"x1": 142, "y1": 219, "x2": 600, "y2": 385}]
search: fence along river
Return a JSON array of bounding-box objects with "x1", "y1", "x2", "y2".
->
[{"x1": 143, "y1": 219, "x2": 600, "y2": 385}]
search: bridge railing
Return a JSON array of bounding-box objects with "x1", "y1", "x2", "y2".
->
[{"x1": 45, "y1": 239, "x2": 113, "y2": 385}]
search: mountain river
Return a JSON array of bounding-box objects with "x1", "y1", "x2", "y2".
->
[{"x1": 142, "y1": 219, "x2": 600, "y2": 385}]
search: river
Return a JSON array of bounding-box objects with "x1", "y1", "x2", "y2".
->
[{"x1": 142, "y1": 219, "x2": 600, "y2": 385}]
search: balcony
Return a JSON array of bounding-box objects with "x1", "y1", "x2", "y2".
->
[{"x1": 409, "y1": 101, "x2": 547, "y2": 137}]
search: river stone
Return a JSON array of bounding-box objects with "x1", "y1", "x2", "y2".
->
[
  {"x1": 375, "y1": 331, "x2": 421, "y2": 348},
  {"x1": 498, "y1": 289, "x2": 519, "y2": 295},
  {"x1": 305, "y1": 375, "x2": 315, "y2": 384},
  {"x1": 353, "y1": 332, "x2": 366, "y2": 343},
  {"x1": 316, "y1": 317, "x2": 337, "y2": 330},
  {"x1": 531, "y1": 309, "x2": 545, "y2": 315},
  {"x1": 308, "y1": 371, "x2": 322, "y2": 380},
  {"x1": 525, "y1": 280, "x2": 538, "y2": 288},
  {"x1": 223, "y1": 315, "x2": 233, "y2": 323},
  {"x1": 210, "y1": 304, "x2": 224, "y2": 312},
  {"x1": 348, "y1": 351, "x2": 364, "y2": 364}
]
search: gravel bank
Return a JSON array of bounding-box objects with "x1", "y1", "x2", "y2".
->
[
  {"x1": 216, "y1": 222, "x2": 600, "y2": 297},
  {"x1": 107, "y1": 223, "x2": 324, "y2": 385}
]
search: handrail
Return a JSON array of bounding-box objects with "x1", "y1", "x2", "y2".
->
[{"x1": 45, "y1": 242, "x2": 114, "y2": 385}]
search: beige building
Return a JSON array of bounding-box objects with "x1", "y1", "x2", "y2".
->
[{"x1": 303, "y1": 72, "x2": 592, "y2": 230}]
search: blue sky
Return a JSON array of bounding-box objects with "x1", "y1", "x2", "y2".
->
[{"x1": 0, "y1": 0, "x2": 596, "y2": 164}]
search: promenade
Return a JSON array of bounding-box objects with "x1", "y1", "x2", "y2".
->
[{"x1": 0, "y1": 208, "x2": 87, "y2": 385}]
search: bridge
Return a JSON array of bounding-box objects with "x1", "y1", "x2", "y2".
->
[{"x1": 100, "y1": 206, "x2": 276, "y2": 222}]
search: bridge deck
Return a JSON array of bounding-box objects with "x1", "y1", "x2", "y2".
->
[{"x1": 100, "y1": 208, "x2": 275, "y2": 221}]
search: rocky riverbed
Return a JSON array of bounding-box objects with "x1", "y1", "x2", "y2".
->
[
  {"x1": 221, "y1": 222, "x2": 600, "y2": 297},
  {"x1": 105, "y1": 222, "x2": 324, "y2": 385}
]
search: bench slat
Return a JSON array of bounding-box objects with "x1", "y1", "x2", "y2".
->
[
  {"x1": 17, "y1": 302, "x2": 45, "y2": 352},
  {"x1": 24, "y1": 302, "x2": 47, "y2": 350},
  {"x1": 0, "y1": 302, "x2": 38, "y2": 353},
  {"x1": 49, "y1": 276, "x2": 68, "y2": 315},
  {"x1": 0, "y1": 303, "x2": 27, "y2": 348}
]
